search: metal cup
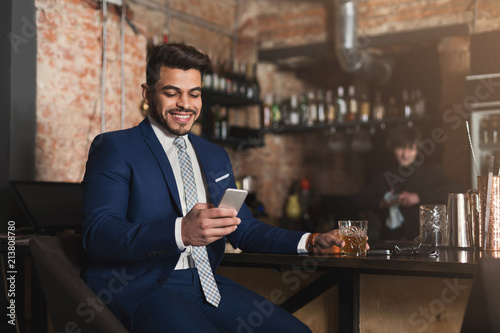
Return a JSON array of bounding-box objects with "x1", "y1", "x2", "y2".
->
[{"x1": 447, "y1": 193, "x2": 473, "y2": 248}]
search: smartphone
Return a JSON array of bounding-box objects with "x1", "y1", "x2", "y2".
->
[{"x1": 218, "y1": 188, "x2": 248, "y2": 213}]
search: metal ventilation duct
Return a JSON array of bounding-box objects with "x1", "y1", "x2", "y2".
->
[{"x1": 335, "y1": 0, "x2": 392, "y2": 86}]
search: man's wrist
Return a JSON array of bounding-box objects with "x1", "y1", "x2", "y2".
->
[{"x1": 306, "y1": 233, "x2": 320, "y2": 253}]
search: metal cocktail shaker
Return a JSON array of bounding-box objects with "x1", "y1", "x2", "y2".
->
[{"x1": 447, "y1": 193, "x2": 473, "y2": 248}]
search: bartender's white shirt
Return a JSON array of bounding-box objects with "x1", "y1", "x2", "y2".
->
[{"x1": 148, "y1": 116, "x2": 309, "y2": 270}]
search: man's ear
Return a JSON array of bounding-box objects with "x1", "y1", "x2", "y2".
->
[{"x1": 141, "y1": 83, "x2": 150, "y2": 104}]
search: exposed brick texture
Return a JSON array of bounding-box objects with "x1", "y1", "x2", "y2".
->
[{"x1": 35, "y1": 0, "x2": 146, "y2": 181}]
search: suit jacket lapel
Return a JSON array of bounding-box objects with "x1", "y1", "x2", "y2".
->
[
  {"x1": 139, "y1": 118, "x2": 182, "y2": 215},
  {"x1": 189, "y1": 133, "x2": 227, "y2": 205}
]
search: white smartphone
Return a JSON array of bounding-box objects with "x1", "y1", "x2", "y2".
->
[{"x1": 218, "y1": 188, "x2": 248, "y2": 212}]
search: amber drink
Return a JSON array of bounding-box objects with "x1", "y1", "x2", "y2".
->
[{"x1": 339, "y1": 220, "x2": 368, "y2": 256}]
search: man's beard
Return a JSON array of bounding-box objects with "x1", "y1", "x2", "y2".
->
[{"x1": 150, "y1": 105, "x2": 197, "y2": 136}]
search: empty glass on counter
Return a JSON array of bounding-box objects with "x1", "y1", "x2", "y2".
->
[{"x1": 416, "y1": 204, "x2": 448, "y2": 246}]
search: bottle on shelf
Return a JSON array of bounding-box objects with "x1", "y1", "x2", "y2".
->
[
  {"x1": 239, "y1": 61, "x2": 247, "y2": 97},
  {"x1": 317, "y1": 90, "x2": 326, "y2": 124},
  {"x1": 347, "y1": 85, "x2": 358, "y2": 122},
  {"x1": 220, "y1": 106, "x2": 228, "y2": 140},
  {"x1": 271, "y1": 94, "x2": 282, "y2": 128},
  {"x1": 224, "y1": 59, "x2": 233, "y2": 95},
  {"x1": 386, "y1": 97, "x2": 398, "y2": 118},
  {"x1": 326, "y1": 90, "x2": 336, "y2": 124},
  {"x1": 402, "y1": 89, "x2": 413, "y2": 118},
  {"x1": 300, "y1": 93, "x2": 309, "y2": 125},
  {"x1": 480, "y1": 117, "x2": 489, "y2": 144},
  {"x1": 307, "y1": 90, "x2": 318, "y2": 126},
  {"x1": 249, "y1": 63, "x2": 260, "y2": 101},
  {"x1": 245, "y1": 63, "x2": 254, "y2": 100},
  {"x1": 492, "y1": 116, "x2": 499, "y2": 145},
  {"x1": 263, "y1": 94, "x2": 272, "y2": 128},
  {"x1": 228, "y1": 59, "x2": 238, "y2": 95},
  {"x1": 372, "y1": 90, "x2": 385, "y2": 121},
  {"x1": 360, "y1": 93, "x2": 371, "y2": 122},
  {"x1": 203, "y1": 53, "x2": 214, "y2": 90},
  {"x1": 212, "y1": 56, "x2": 220, "y2": 91},
  {"x1": 285, "y1": 181, "x2": 302, "y2": 230},
  {"x1": 336, "y1": 86, "x2": 347, "y2": 123},
  {"x1": 289, "y1": 94, "x2": 300, "y2": 125},
  {"x1": 213, "y1": 104, "x2": 221, "y2": 138},
  {"x1": 218, "y1": 58, "x2": 227, "y2": 93},
  {"x1": 414, "y1": 89, "x2": 426, "y2": 117}
]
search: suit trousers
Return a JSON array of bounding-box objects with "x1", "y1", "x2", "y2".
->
[{"x1": 131, "y1": 268, "x2": 312, "y2": 333}]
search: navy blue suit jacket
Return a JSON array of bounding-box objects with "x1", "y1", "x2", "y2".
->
[{"x1": 81, "y1": 118, "x2": 305, "y2": 329}]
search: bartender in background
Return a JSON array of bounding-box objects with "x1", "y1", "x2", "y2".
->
[{"x1": 351, "y1": 126, "x2": 464, "y2": 240}]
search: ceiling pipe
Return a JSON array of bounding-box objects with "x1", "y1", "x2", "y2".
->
[{"x1": 335, "y1": 0, "x2": 392, "y2": 86}]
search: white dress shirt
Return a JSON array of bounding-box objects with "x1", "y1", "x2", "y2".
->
[{"x1": 148, "y1": 116, "x2": 309, "y2": 269}]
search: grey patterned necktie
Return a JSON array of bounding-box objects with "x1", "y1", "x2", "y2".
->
[{"x1": 173, "y1": 136, "x2": 221, "y2": 307}]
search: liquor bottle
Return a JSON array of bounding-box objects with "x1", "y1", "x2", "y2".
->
[
  {"x1": 326, "y1": 90, "x2": 336, "y2": 124},
  {"x1": 360, "y1": 93, "x2": 370, "y2": 122},
  {"x1": 263, "y1": 94, "x2": 272, "y2": 128},
  {"x1": 372, "y1": 90, "x2": 385, "y2": 121},
  {"x1": 245, "y1": 63, "x2": 254, "y2": 100},
  {"x1": 336, "y1": 86, "x2": 347, "y2": 123},
  {"x1": 402, "y1": 89, "x2": 413, "y2": 118},
  {"x1": 317, "y1": 90, "x2": 326, "y2": 123},
  {"x1": 347, "y1": 85, "x2": 358, "y2": 121},
  {"x1": 386, "y1": 97, "x2": 399, "y2": 118},
  {"x1": 480, "y1": 117, "x2": 489, "y2": 144},
  {"x1": 213, "y1": 104, "x2": 221, "y2": 138},
  {"x1": 218, "y1": 58, "x2": 227, "y2": 93},
  {"x1": 203, "y1": 53, "x2": 214, "y2": 90},
  {"x1": 250, "y1": 63, "x2": 260, "y2": 101},
  {"x1": 229, "y1": 59, "x2": 239, "y2": 95},
  {"x1": 307, "y1": 90, "x2": 317, "y2": 126},
  {"x1": 239, "y1": 61, "x2": 247, "y2": 97},
  {"x1": 414, "y1": 89, "x2": 426, "y2": 117},
  {"x1": 300, "y1": 93, "x2": 309, "y2": 125},
  {"x1": 212, "y1": 56, "x2": 220, "y2": 91},
  {"x1": 271, "y1": 94, "x2": 282, "y2": 128},
  {"x1": 225, "y1": 59, "x2": 233, "y2": 95},
  {"x1": 492, "y1": 116, "x2": 499, "y2": 145},
  {"x1": 289, "y1": 94, "x2": 300, "y2": 125},
  {"x1": 220, "y1": 106, "x2": 228, "y2": 139}
]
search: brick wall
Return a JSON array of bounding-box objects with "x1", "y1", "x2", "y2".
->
[{"x1": 35, "y1": 0, "x2": 146, "y2": 181}]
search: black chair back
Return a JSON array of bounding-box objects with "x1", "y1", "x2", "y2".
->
[{"x1": 29, "y1": 235, "x2": 129, "y2": 333}]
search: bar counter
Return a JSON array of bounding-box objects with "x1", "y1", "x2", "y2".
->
[{"x1": 219, "y1": 247, "x2": 498, "y2": 333}]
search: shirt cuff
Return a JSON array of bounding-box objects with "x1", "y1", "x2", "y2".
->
[
  {"x1": 297, "y1": 233, "x2": 311, "y2": 254},
  {"x1": 175, "y1": 217, "x2": 186, "y2": 252}
]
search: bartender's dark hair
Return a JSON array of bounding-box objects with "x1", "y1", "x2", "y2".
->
[
  {"x1": 386, "y1": 126, "x2": 421, "y2": 150},
  {"x1": 146, "y1": 43, "x2": 210, "y2": 87}
]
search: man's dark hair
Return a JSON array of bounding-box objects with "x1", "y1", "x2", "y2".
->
[
  {"x1": 386, "y1": 126, "x2": 421, "y2": 150},
  {"x1": 146, "y1": 43, "x2": 211, "y2": 87}
]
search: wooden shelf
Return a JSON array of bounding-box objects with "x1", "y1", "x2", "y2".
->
[{"x1": 265, "y1": 115, "x2": 435, "y2": 134}]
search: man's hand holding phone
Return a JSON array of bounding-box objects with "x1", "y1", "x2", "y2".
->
[{"x1": 181, "y1": 189, "x2": 248, "y2": 247}]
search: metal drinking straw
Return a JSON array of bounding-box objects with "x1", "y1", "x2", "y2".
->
[
  {"x1": 484, "y1": 155, "x2": 494, "y2": 250},
  {"x1": 466, "y1": 121, "x2": 480, "y2": 177}
]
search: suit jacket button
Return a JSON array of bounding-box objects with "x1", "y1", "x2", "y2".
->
[
  {"x1": 146, "y1": 252, "x2": 153, "y2": 258},
  {"x1": 158, "y1": 278, "x2": 165, "y2": 283}
]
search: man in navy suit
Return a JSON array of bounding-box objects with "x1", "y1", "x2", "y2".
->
[{"x1": 82, "y1": 43, "x2": 344, "y2": 332}]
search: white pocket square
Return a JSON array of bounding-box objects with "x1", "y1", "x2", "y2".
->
[{"x1": 215, "y1": 173, "x2": 229, "y2": 183}]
